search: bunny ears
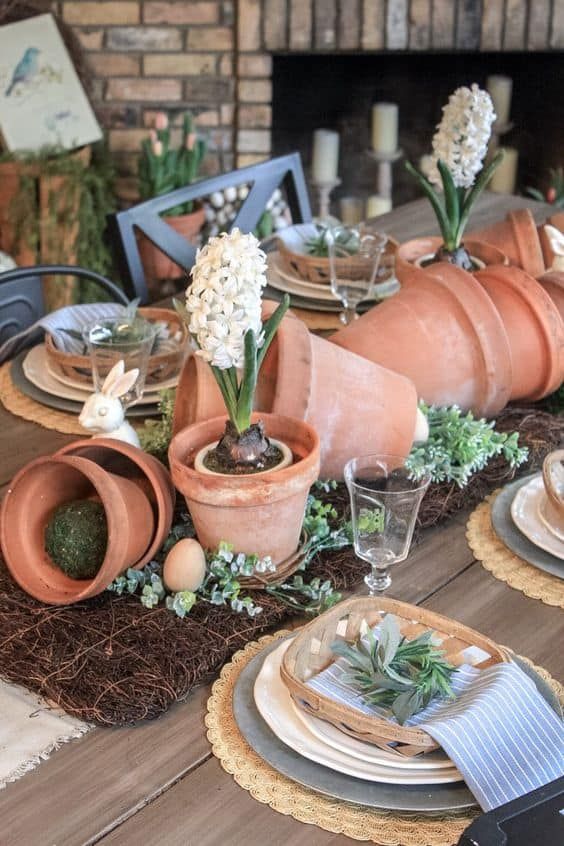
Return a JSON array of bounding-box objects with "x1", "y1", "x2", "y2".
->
[{"x1": 101, "y1": 360, "x2": 140, "y2": 399}]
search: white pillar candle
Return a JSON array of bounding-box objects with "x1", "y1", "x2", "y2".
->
[
  {"x1": 311, "y1": 129, "x2": 340, "y2": 183},
  {"x1": 489, "y1": 147, "x2": 518, "y2": 194},
  {"x1": 366, "y1": 194, "x2": 392, "y2": 218},
  {"x1": 486, "y1": 75, "x2": 513, "y2": 126},
  {"x1": 371, "y1": 103, "x2": 398, "y2": 155},
  {"x1": 339, "y1": 196, "x2": 364, "y2": 225}
]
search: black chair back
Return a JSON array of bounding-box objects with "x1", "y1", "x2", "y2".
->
[
  {"x1": 107, "y1": 153, "x2": 312, "y2": 303},
  {"x1": 0, "y1": 265, "x2": 129, "y2": 345}
]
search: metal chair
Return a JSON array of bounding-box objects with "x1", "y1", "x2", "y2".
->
[
  {"x1": 0, "y1": 265, "x2": 129, "y2": 346},
  {"x1": 107, "y1": 152, "x2": 312, "y2": 304}
]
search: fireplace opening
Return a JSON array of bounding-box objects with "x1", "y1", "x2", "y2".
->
[{"x1": 271, "y1": 52, "x2": 564, "y2": 214}]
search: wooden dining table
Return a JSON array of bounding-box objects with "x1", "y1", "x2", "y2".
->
[{"x1": 0, "y1": 192, "x2": 562, "y2": 846}]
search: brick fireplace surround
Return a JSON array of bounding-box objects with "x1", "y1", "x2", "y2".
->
[{"x1": 50, "y1": 0, "x2": 564, "y2": 201}]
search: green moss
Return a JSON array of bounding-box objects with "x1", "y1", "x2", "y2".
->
[{"x1": 45, "y1": 500, "x2": 108, "y2": 580}]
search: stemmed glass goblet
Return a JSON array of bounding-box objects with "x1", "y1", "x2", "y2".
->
[
  {"x1": 344, "y1": 454, "x2": 430, "y2": 595},
  {"x1": 327, "y1": 225, "x2": 387, "y2": 325}
]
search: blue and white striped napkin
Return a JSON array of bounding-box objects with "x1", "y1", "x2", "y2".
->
[
  {"x1": 307, "y1": 627, "x2": 564, "y2": 811},
  {"x1": 0, "y1": 303, "x2": 123, "y2": 364}
]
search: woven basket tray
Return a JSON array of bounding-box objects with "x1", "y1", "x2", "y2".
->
[
  {"x1": 280, "y1": 596, "x2": 509, "y2": 757},
  {"x1": 45, "y1": 307, "x2": 187, "y2": 387},
  {"x1": 276, "y1": 236, "x2": 398, "y2": 286}
]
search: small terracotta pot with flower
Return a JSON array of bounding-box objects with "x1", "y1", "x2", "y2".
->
[
  {"x1": 397, "y1": 84, "x2": 507, "y2": 280},
  {"x1": 169, "y1": 229, "x2": 320, "y2": 565},
  {"x1": 137, "y1": 111, "x2": 207, "y2": 285}
]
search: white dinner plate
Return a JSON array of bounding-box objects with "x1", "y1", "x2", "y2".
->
[
  {"x1": 537, "y1": 496, "x2": 564, "y2": 543},
  {"x1": 293, "y1": 702, "x2": 454, "y2": 770},
  {"x1": 511, "y1": 475, "x2": 564, "y2": 561},
  {"x1": 23, "y1": 345, "x2": 167, "y2": 406},
  {"x1": 254, "y1": 640, "x2": 462, "y2": 785}
]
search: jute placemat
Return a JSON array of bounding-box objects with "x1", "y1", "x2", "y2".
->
[
  {"x1": 467, "y1": 492, "x2": 564, "y2": 609},
  {"x1": 0, "y1": 362, "x2": 85, "y2": 435},
  {"x1": 207, "y1": 632, "x2": 481, "y2": 846}
]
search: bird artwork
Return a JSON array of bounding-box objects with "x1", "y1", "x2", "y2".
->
[{"x1": 4, "y1": 47, "x2": 41, "y2": 97}]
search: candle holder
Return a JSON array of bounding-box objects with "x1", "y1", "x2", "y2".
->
[
  {"x1": 366, "y1": 149, "x2": 403, "y2": 202},
  {"x1": 489, "y1": 121, "x2": 514, "y2": 156},
  {"x1": 311, "y1": 178, "x2": 341, "y2": 221}
]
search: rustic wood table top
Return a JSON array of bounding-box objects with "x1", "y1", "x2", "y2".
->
[{"x1": 0, "y1": 193, "x2": 561, "y2": 846}]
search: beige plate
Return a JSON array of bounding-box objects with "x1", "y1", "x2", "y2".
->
[{"x1": 511, "y1": 475, "x2": 564, "y2": 560}]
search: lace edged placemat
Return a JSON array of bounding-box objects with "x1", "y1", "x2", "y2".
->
[
  {"x1": 0, "y1": 363, "x2": 84, "y2": 435},
  {"x1": 467, "y1": 492, "x2": 564, "y2": 609},
  {"x1": 206, "y1": 631, "x2": 478, "y2": 846}
]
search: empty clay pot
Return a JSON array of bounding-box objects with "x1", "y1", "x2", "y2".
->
[
  {"x1": 330, "y1": 263, "x2": 513, "y2": 417},
  {"x1": 173, "y1": 303, "x2": 420, "y2": 480},
  {"x1": 395, "y1": 237, "x2": 508, "y2": 285},
  {"x1": 137, "y1": 206, "x2": 206, "y2": 285},
  {"x1": 469, "y1": 208, "x2": 545, "y2": 277},
  {"x1": 0, "y1": 455, "x2": 155, "y2": 605},
  {"x1": 474, "y1": 265, "x2": 564, "y2": 401},
  {"x1": 168, "y1": 412, "x2": 320, "y2": 564},
  {"x1": 55, "y1": 438, "x2": 175, "y2": 568}
]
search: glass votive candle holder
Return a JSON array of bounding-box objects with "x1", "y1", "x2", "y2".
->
[{"x1": 83, "y1": 316, "x2": 157, "y2": 408}]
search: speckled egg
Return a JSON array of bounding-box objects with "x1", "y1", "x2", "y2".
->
[{"x1": 163, "y1": 538, "x2": 207, "y2": 593}]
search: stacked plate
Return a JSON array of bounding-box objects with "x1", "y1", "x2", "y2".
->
[
  {"x1": 491, "y1": 472, "x2": 564, "y2": 580},
  {"x1": 11, "y1": 344, "x2": 179, "y2": 417},
  {"x1": 265, "y1": 251, "x2": 400, "y2": 314}
]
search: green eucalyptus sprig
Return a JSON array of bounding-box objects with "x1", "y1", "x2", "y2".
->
[
  {"x1": 406, "y1": 402, "x2": 528, "y2": 488},
  {"x1": 267, "y1": 575, "x2": 342, "y2": 615},
  {"x1": 332, "y1": 615, "x2": 455, "y2": 724}
]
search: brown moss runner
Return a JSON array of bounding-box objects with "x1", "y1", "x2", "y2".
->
[{"x1": 0, "y1": 405, "x2": 561, "y2": 727}]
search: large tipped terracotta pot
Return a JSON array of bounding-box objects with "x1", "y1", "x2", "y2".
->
[
  {"x1": 173, "y1": 304, "x2": 420, "y2": 480},
  {"x1": 0, "y1": 455, "x2": 155, "y2": 605},
  {"x1": 469, "y1": 208, "x2": 545, "y2": 277},
  {"x1": 330, "y1": 263, "x2": 513, "y2": 417},
  {"x1": 55, "y1": 438, "x2": 175, "y2": 568},
  {"x1": 395, "y1": 237, "x2": 508, "y2": 285},
  {"x1": 169, "y1": 412, "x2": 319, "y2": 564},
  {"x1": 474, "y1": 265, "x2": 564, "y2": 401}
]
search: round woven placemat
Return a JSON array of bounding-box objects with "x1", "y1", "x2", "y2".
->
[
  {"x1": 206, "y1": 631, "x2": 478, "y2": 846},
  {"x1": 0, "y1": 362, "x2": 85, "y2": 435},
  {"x1": 467, "y1": 492, "x2": 564, "y2": 609}
]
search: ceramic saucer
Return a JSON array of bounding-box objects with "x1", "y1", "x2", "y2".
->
[{"x1": 511, "y1": 475, "x2": 564, "y2": 561}]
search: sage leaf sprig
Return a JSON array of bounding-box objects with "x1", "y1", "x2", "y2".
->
[{"x1": 332, "y1": 615, "x2": 456, "y2": 724}]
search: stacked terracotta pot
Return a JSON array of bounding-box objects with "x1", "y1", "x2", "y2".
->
[
  {"x1": 0, "y1": 439, "x2": 175, "y2": 605},
  {"x1": 172, "y1": 303, "x2": 425, "y2": 481}
]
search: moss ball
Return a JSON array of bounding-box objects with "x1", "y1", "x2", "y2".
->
[{"x1": 45, "y1": 500, "x2": 108, "y2": 580}]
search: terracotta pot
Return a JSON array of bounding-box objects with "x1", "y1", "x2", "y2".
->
[
  {"x1": 474, "y1": 265, "x2": 564, "y2": 401},
  {"x1": 395, "y1": 237, "x2": 508, "y2": 285},
  {"x1": 469, "y1": 208, "x2": 545, "y2": 277},
  {"x1": 538, "y1": 271, "x2": 564, "y2": 324},
  {"x1": 169, "y1": 412, "x2": 320, "y2": 564},
  {"x1": 137, "y1": 206, "x2": 205, "y2": 283},
  {"x1": 329, "y1": 263, "x2": 513, "y2": 417},
  {"x1": 55, "y1": 438, "x2": 175, "y2": 568},
  {"x1": 0, "y1": 455, "x2": 155, "y2": 605},
  {"x1": 173, "y1": 303, "x2": 420, "y2": 480}
]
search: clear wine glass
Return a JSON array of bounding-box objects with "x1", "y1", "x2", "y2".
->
[
  {"x1": 327, "y1": 224, "x2": 387, "y2": 325},
  {"x1": 83, "y1": 316, "x2": 157, "y2": 408},
  {"x1": 344, "y1": 454, "x2": 430, "y2": 595}
]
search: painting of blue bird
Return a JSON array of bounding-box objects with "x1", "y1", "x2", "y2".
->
[{"x1": 4, "y1": 47, "x2": 40, "y2": 97}]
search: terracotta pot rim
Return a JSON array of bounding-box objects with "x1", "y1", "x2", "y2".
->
[
  {"x1": 0, "y1": 455, "x2": 133, "y2": 603},
  {"x1": 169, "y1": 412, "x2": 320, "y2": 506},
  {"x1": 474, "y1": 265, "x2": 563, "y2": 400},
  {"x1": 403, "y1": 264, "x2": 513, "y2": 416},
  {"x1": 55, "y1": 438, "x2": 175, "y2": 569},
  {"x1": 397, "y1": 236, "x2": 509, "y2": 267}
]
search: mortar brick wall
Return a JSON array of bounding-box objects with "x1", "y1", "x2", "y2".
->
[{"x1": 48, "y1": 1, "x2": 561, "y2": 197}]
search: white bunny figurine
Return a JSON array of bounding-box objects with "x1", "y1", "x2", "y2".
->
[
  {"x1": 79, "y1": 360, "x2": 141, "y2": 447},
  {"x1": 544, "y1": 224, "x2": 564, "y2": 272}
]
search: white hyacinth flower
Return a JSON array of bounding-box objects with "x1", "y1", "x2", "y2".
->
[
  {"x1": 426, "y1": 84, "x2": 496, "y2": 189},
  {"x1": 186, "y1": 228, "x2": 267, "y2": 370}
]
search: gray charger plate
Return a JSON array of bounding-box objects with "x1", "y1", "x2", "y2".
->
[
  {"x1": 10, "y1": 350, "x2": 160, "y2": 418},
  {"x1": 233, "y1": 639, "x2": 561, "y2": 813},
  {"x1": 264, "y1": 285, "x2": 376, "y2": 314},
  {"x1": 491, "y1": 475, "x2": 564, "y2": 580}
]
